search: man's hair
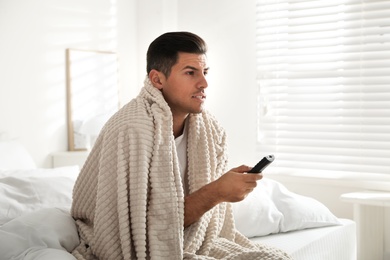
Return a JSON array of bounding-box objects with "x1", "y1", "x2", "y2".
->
[{"x1": 146, "y1": 31, "x2": 208, "y2": 77}]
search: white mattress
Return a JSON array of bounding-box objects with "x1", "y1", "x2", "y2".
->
[{"x1": 250, "y1": 218, "x2": 356, "y2": 260}]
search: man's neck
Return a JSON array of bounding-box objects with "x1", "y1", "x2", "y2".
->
[{"x1": 172, "y1": 114, "x2": 188, "y2": 138}]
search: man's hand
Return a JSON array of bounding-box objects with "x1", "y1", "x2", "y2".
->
[
  {"x1": 212, "y1": 165, "x2": 263, "y2": 203},
  {"x1": 184, "y1": 165, "x2": 263, "y2": 227}
]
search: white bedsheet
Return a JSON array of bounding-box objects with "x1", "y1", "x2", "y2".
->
[{"x1": 250, "y1": 218, "x2": 356, "y2": 260}]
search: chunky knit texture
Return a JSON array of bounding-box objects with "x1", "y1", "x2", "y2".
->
[{"x1": 71, "y1": 78, "x2": 292, "y2": 260}]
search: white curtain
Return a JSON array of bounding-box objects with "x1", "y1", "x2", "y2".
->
[{"x1": 256, "y1": 0, "x2": 390, "y2": 175}]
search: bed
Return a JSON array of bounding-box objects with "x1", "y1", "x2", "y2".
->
[
  {"x1": 232, "y1": 176, "x2": 357, "y2": 260},
  {"x1": 0, "y1": 138, "x2": 357, "y2": 259}
]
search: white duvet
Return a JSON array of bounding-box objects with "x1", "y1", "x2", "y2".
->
[{"x1": 0, "y1": 208, "x2": 79, "y2": 260}]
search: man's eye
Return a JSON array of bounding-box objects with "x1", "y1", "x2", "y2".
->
[{"x1": 186, "y1": 71, "x2": 195, "y2": 75}]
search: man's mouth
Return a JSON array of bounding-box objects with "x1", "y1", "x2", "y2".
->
[{"x1": 192, "y1": 95, "x2": 206, "y2": 100}]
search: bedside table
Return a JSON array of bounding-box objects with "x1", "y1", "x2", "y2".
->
[
  {"x1": 52, "y1": 151, "x2": 89, "y2": 168},
  {"x1": 341, "y1": 191, "x2": 390, "y2": 260}
]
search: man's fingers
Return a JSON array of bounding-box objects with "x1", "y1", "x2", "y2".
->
[
  {"x1": 230, "y1": 165, "x2": 252, "y2": 173},
  {"x1": 244, "y1": 172, "x2": 263, "y2": 182}
]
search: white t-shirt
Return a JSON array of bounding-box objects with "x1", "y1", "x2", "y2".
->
[{"x1": 175, "y1": 122, "x2": 188, "y2": 195}]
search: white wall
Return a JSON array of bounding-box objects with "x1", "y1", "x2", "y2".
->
[{"x1": 0, "y1": 0, "x2": 137, "y2": 167}]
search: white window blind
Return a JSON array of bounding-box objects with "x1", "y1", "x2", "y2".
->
[{"x1": 256, "y1": 0, "x2": 390, "y2": 176}]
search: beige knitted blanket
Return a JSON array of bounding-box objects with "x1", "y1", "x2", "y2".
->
[{"x1": 71, "y1": 78, "x2": 292, "y2": 260}]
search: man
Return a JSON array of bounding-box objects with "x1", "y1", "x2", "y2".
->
[{"x1": 71, "y1": 32, "x2": 291, "y2": 260}]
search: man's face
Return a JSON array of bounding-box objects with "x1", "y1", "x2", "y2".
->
[{"x1": 159, "y1": 52, "x2": 209, "y2": 118}]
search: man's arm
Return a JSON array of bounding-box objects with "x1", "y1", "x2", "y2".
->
[{"x1": 184, "y1": 165, "x2": 263, "y2": 227}]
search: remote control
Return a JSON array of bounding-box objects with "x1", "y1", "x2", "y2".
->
[{"x1": 247, "y1": 155, "x2": 274, "y2": 173}]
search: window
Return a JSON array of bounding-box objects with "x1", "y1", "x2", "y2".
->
[{"x1": 256, "y1": 0, "x2": 390, "y2": 176}]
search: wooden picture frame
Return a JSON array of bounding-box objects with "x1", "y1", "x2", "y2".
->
[{"x1": 66, "y1": 49, "x2": 119, "y2": 151}]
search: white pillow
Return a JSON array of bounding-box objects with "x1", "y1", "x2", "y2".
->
[
  {"x1": 0, "y1": 166, "x2": 79, "y2": 225},
  {"x1": 232, "y1": 178, "x2": 341, "y2": 238},
  {"x1": 271, "y1": 180, "x2": 342, "y2": 232},
  {"x1": 231, "y1": 181, "x2": 282, "y2": 237},
  {"x1": 0, "y1": 139, "x2": 36, "y2": 170}
]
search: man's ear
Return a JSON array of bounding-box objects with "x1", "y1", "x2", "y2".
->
[{"x1": 149, "y1": 69, "x2": 165, "y2": 90}]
